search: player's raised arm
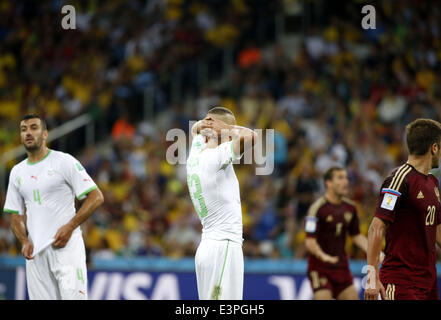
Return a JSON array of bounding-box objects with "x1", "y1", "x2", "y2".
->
[
  {"x1": 191, "y1": 120, "x2": 204, "y2": 137},
  {"x1": 200, "y1": 116, "x2": 257, "y2": 158},
  {"x1": 230, "y1": 125, "x2": 258, "y2": 158},
  {"x1": 365, "y1": 217, "x2": 387, "y2": 300}
]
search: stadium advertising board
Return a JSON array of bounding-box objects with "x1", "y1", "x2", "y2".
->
[{"x1": 2, "y1": 268, "x2": 440, "y2": 300}]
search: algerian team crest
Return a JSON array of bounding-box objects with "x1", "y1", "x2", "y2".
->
[{"x1": 16, "y1": 177, "x2": 22, "y2": 187}]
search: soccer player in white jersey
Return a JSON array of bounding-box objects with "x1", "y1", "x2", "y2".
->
[
  {"x1": 187, "y1": 106, "x2": 257, "y2": 300},
  {"x1": 3, "y1": 114, "x2": 104, "y2": 300}
]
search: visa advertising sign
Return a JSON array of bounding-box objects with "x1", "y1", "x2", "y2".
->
[{"x1": 0, "y1": 268, "x2": 372, "y2": 300}]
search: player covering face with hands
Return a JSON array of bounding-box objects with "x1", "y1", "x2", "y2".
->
[
  {"x1": 3, "y1": 114, "x2": 104, "y2": 299},
  {"x1": 187, "y1": 106, "x2": 257, "y2": 300}
]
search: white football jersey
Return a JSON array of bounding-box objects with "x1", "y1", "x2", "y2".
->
[
  {"x1": 3, "y1": 149, "x2": 97, "y2": 256},
  {"x1": 186, "y1": 135, "x2": 243, "y2": 244}
]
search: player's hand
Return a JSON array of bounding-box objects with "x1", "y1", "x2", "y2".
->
[
  {"x1": 322, "y1": 254, "x2": 339, "y2": 264},
  {"x1": 21, "y1": 240, "x2": 34, "y2": 260},
  {"x1": 201, "y1": 117, "x2": 232, "y2": 135},
  {"x1": 53, "y1": 224, "x2": 74, "y2": 248},
  {"x1": 364, "y1": 278, "x2": 386, "y2": 300}
]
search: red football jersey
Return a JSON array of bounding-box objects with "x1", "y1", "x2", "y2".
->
[
  {"x1": 305, "y1": 196, "x2": 360, "y2": 270},
  {"x1": 374, "y1": 163, "x2": 441, "y2": 289}
]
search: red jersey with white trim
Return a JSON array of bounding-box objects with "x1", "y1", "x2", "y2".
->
[
  {"x1": 305, "y1": 197, "x2": 360, "y2": 270},
  {"x1": 374, "y1": 163, "x2": 441, "y2": 289}
]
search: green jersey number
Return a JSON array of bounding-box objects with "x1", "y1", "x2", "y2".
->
[
  {"x1": 187, "y1": 174, "x2": 208, "y2": 219},
  {"x1": 33, "y1": 189, "x2": 41, "y2": 205}
]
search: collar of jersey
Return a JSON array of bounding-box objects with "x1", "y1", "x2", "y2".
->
[{"x1": 26, "y1": 149, "x2": 52, "y2": 165}]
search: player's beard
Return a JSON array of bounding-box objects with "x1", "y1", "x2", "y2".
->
[
  {"x1": 337, "y1": 186, "x2": 349, "y2": 198},
  {"x1": 431, "y1": 150, "x2": 441, "y2": 169},
  {"x1": 23, "y1": 136, "x2": 43, "y2": 152}
]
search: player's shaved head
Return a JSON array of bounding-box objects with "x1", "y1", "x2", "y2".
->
[{"x1": 207, "y1": 106, "x2": 236, "y2": 126}]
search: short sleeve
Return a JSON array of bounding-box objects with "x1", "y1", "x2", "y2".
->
[
  {"x1": 3, "y1": 169, "x2": 24, "y2": 215},
  {"x1": 305, "y1": 199, "x2": 325, "y2": 238},
  {"x1": 217, "y1": 140, "x2": 243, "y2": 170},
  {"x1": 305, "y1": 215, "x2": 319, "y2": 238},
  {"x1": 374, "y1": 167, "x2": 410, "y2": 224},
  {"x1": 61, "y1": 154, "x2": 98, "y2": 200},
  {"x1": 348, "y1": 208, "x2": 360, "y2": 236}
]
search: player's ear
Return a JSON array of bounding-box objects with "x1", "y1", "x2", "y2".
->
[
  {"x1": 431, "y1": 142, "x2": 439, "y2": 155},
  {"x1": 43, "y1": 128, "x2": 48, "y2": 140}
]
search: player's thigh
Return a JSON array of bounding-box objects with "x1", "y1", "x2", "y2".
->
[
  {"x1": 336, "y1": 284, "x2": 359, "y2": 300},
  {"x1": 217, "y1": 241, "x2": 243, "y2": 300},
  {"x1": 313, "y1": 289, "x2": 334, "y2": 300},
  {"x1": 308, "y1": 269, "x2": 332, "y2": 297},
  {"x1": 330, "y1": 267, "x2": 355, "y2": 299},
  {"x1": 50, "y1": 234, "x2": 88, "y2": 300},
  {"x1": 195, "y1": 239, "x2": 225, "y2": 299},
  {"x1": 26, "y1": 250, "x2": 60, "y2": 300},
  {"x1": 195, "y1": 239, "x2": 242, "y2": 300}
]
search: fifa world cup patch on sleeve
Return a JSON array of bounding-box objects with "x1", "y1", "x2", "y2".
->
[
  {"x1": 381, "y1": 193, "x2": 398, "y2": 211},
  {"x1": 305, "y1": 216, "x2": 318, "y2": 233}
]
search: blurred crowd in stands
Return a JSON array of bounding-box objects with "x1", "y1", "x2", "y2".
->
[{"x1": 2, "y1": 0, "x2": 441, "y2": 263}]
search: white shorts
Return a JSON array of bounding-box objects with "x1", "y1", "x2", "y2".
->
[
  {"x1": 26, "y1": 232, "x2": 88, "y2": 300},
  {"x1": 195, "y1": 238, "x2": 244, "y2": 300}
]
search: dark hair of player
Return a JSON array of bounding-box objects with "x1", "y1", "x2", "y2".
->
[
  {"x1": 21, "y1": 114, "x2": 47, "y2": 130},
  {"x1": 405, "y1": 118, "x2": 441, "y2": 155},
  {"x1": 323, "y1": 166, "x2": 344, "y2": 182}
]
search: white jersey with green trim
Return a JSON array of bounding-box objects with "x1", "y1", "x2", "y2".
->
[
  {"x1": 186, "y1": 135, "x2": 244, "y2": 244},
  {"x1": 3, "y1": 149, "x2": 97, "y2": 256}
]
